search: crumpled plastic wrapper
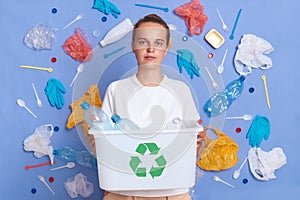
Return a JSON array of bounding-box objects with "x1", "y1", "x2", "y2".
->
[
  {"x1": 234, "y1": 34, "x2": 274, "y2": 76},
  {"x1": 248, "y1": 147, "x2": 287, "y2": 181},
  {"x1": 23, "y1": 124, "x2": 55, "y2": 164},
  {"x1": 64, "y1": 173, "x2": 94, "y2": 198},
  {"x1": 174, "y1": 0, "x2": 208, "y2": 35},
  {"x1": 62, "y1": 28, "x2": 93, "y2": 62},
  {"x1": 24, "y1": 23, "x2": 56, "y2": 50}
]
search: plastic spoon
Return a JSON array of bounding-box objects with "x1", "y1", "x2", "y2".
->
[
  {"x1": 213, "y1": 176, "x2": 235, "y2": 188},
  {"x1": 63, "y1": 13, "x2": 84, "y2": 29},
  {"x1": 19, "y1": 65, "x2": 53, "y2": 72},
  {"x1": 70, "y1": 64, "x2": 84, "y2": 87},
  {"x1": 50, "y1": 162, "x2": 75, "y2": 171},
  {"x1": 17, "y1": 99, "x2": 37, "y2": 118},
  {"x1": 205, "y1": 66, "x2": 218, "y2": 90},
  {"x1": 216, "y1": 8, "x2": 229, "y2": 32},
  {"x1": 233, "y1": 157, "x2": 248, "y2": 179},
  {"x1": 226, "y1": 114, "x2": 252, "y2": 121},
  {"x1": 134, "y1": 3, "x2": 169, "y2": 12},
  {"x1": 25, "y1": 161, "x2": 55, "y2": 170},
  {"x1": 217, "y1": 49, "x2": 228, "y2": 74},
  {"x1": 229, "y1": 9, "x2": 242, "y2": 40},
  {"x1": 37, "y1": 175, "x2": 55, "y2": 195},
  {"x1": 32, "y1": 83, "x2": 42, "y2": 108}
]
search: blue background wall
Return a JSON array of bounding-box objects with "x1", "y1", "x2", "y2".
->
[{"x1": 1, "y1": 0, "x2": 299, "y2": 199}]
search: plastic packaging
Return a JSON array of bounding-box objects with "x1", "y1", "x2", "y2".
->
[
  {"x1": 24, "y1": 23, "x2": 56, "y2": 50},
  {"x1": 100, "y1": 18, "x2": 133, "y2": 47},
  {"x1": 203, "y1": 76, "x2": 245, "y2": 117},
  {"x1": 80, "y1": 101, "x2": 113, "y2": 130},
  {"x1": 111, "y1": 114, "x2": 139, "y2": 131},
  {"x1": 23, "y1": 124, "x2": 55, "y2": 164},
  {"x1": 64, "y1": 173, "x2": 94, "y2": 198},
  {"x1": 53, "y1": 147, "x2": 97, "y2": 169}
]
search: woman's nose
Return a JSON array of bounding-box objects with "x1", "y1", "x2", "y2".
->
[{"x1": 146, "y1": 45, "x2": 154, "y2": 52}]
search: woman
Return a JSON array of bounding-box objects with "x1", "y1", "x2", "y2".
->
[{"x1": 101, "y1": 14, "x2": 206, "y2": 200}]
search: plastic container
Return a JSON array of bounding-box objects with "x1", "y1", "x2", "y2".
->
[
  {"x1": 80, "y1": 101, "x2": 113, "y2": 130},
  {"x1": 203, "y1": 76, "x2": 245, "y2": 117},
  {"x1": 111, "y1": 114, "x2": 139, "y2": 131},
  {"x1": 89, "y1": 123, "x2": 198, "y2": 192},
  {"x1": 53, "y1": 147, "x2": 97, "y2": 169},
  {"x1": 100, "y1": 18, "x2": 133, "y2": 47}
]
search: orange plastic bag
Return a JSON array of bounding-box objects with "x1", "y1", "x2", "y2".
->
[
  {"x1": 197, "y1": 126, "x2": 238, "y2": 171},
  {"x1": 174, "y1": 0, "x2": 208, "y2": 35}
]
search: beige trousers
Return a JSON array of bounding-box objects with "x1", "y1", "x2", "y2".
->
[{"x1": 103, "y1": 192, "x2": 191, "y2": 200}]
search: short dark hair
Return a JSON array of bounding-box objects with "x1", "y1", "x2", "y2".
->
[{"x1": 133, "y1": 14, "x2": 170, "y2": 46}]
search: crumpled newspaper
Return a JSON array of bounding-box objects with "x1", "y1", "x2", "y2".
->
[
  {"x1": 23, "y1": 124, "x2": 54, "y2": 164},
  {"x1": 64, "y1": 173, "x2": 94, "y2": 198}
]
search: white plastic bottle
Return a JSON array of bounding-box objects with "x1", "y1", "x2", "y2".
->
[
  {"x1": 111, "y1": 114, "x2": 139, "y2": 131},
  {"x1": 80, "y1": 101, "x2": 113, "y2": 130},
  {"x1": 100, "y1": 18, "x2": 133, "y2": 47}
]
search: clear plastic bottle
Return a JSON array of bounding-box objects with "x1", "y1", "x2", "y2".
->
[
  {"x1": 80, "y1": 101, "x2": 113, "y2": 130},
  {"x1": 100, "y1": 18, "x2": 133, "y2": 47},
  {"x1": 203, "y1": 76, "x2": 245, "y2": 117},
  {"x1": 111, "y1": 114, "x2": 139, "y2": 131},
  {"x1": 53, "y1": 147, "x2": 97, "y2": 169}
]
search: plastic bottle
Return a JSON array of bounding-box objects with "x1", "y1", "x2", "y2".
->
[
  {"x1": 53, "y1": 147, "x2": 97, "y2": 169},
  {"x1": 203, "y1": 76, "x2": 246, "y2": 117},
  {"x1": 111, "y1": 114, "x2": 139, "y2": 131},
  {"x1": 80, "y1": 101, "x2": 113, "y2": 130},
  {"x1": 100, "y1": 18, "x2": 133, "y2": 47}
]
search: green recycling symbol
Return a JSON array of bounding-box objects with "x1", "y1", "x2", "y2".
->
[{"x1": 129, "y1": 142, "x2": 167, "y2": 178}]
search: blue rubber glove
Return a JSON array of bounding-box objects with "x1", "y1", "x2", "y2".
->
[
  {"x1": 176, "y1": 49, "x2": 200, "y2": 79},
  {"x1": 45, "y1": 78, "x2": 66, "y2": 109},
  {"x1": 246, "y1": 115, "x2": 270, "y2": 147},
  {"x1": 93, "y1": 0, "x2": 121, "y2": 19}
]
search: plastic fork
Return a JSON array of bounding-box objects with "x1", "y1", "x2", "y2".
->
[
  {"x1": 32, "y1": 83, "x2": 42, "y2": 108},
  {"x1": 216, "y1": 8, "x2": 229, "y2": 32},
  {"x1": 37, "y1": 175, "x2": 55, "y2": 195},
  {"x1": 205, "y1": 67, "x2": 218, "y2": 90},
  {"x1": 63, "y1": 13, "x2": 84, "y2": 29}
]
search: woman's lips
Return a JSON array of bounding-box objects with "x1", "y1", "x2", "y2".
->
[{"x1": 144, "y1": 56, "x2": 156, "y2": 60}]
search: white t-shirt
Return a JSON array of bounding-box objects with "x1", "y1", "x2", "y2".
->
[{"x1": 101, "y1": 74, "x2": 200, "y2": 197}]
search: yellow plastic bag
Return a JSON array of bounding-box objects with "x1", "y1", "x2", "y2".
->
[{"x1": 197, "y1": 126, "x2": 238, "y2": 171}]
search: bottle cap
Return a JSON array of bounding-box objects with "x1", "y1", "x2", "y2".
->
[
  {"x1": 80, "y1": 101, "x2": 90, "y2": 110},
  {"x1": 111, "y1": 114, "x2": 121, "y2": 124}
]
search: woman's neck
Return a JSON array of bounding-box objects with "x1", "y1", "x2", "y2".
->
[{"x1": 136, "y1": 67, "x2": 163, "y2": 86}]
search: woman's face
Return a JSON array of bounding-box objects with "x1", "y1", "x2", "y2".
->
[{"x1": 132, "y1": 22, "x2": 169, "y2": 67}]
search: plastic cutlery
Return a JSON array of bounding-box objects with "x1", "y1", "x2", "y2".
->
[
  {"x1": 233, "y1": 156, "x2": 248, "y2": 179},
  {"x1": 37, "y1": 175, "x2": 55, "y2": 195},
  {"x1": 17, "y1": 99, "x2": 37, "y2": 118},
  {"x1": 205, "y1": 66, "x2": 218, "y2": 90},
  {"x1": 103, "y1": 46, "x2": 126, "y2": 58},
  {"x1": 135, "y1": 3, "x2": 169, "y2": 12},
  {"x1": 50, "y1": 162, "x2": 75, "y2": 171},
  {"x1": 63, "y1": 13, "x2": 84, "y2": 29},
  {"x1": 217, "y1": 49, "x2": 228, "y2": 74},
  {"x1": 213, "y1": 176, "x2": 235, "y2": 188},
  {"x1": 229, "y1": 8, "x2": 242, "y2": 40},
  {"x1": 262, "y1": 75, "x2": 271, "y2": 109},
  {"x1": 216, "y1": 8, "x2": 229, "y2": 32},
  {"x1": 32, "y1": 83, "x2": 42, "y2": 108},
  {"x1": 19, "y1": 65, "x2": 53, "y2": 72},
  {"x1": 25, "y1": 161, "x2": 54, "y2": 170},
  {"x1": 226, "y1": 114, "x2": 252, "y2": 121},
  {"x1": 70, "y1": 64, "x2": 84, "y2": 87}
]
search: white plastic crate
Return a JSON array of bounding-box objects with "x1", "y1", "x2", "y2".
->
[{"x1": 89, "y1": 125, "x2": 198, "y2": 191}]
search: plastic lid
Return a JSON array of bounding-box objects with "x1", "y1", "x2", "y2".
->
[
  {"x1": 111, "y1": 114, "x2": 121, "y2": 124},
  {"x1": 80, "y1": 101, "x2": 90, "y2": 110}
]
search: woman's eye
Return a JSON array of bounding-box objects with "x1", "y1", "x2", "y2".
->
[{"x1": 138, "y1": 40, "x2": 147, "y2": 46}]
